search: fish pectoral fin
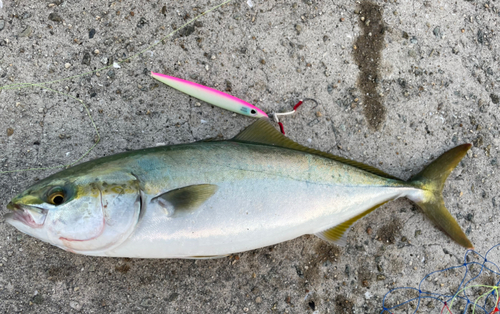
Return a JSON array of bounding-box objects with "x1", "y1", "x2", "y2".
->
[
  {"x1": 154, "y1": 184, "x2": 218, "y2": 217},
  {"x1": 315, "y1": 201, "x2": 389, "y2": 246},
  {"x1": 232, "y1": 118, "x2": 399, "y2": 180}
]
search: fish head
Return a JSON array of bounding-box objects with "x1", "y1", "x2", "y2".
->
[
  {"x1": 5, "y1": 171, "x2": 142, "y2": 255},
  {"x1": 6, "y1": 179, "x2": 80, "y2": 243}
]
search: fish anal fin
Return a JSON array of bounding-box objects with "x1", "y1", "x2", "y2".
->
[
  {"x1": 233, "y1": 119, "x2": 399, "y2": 180},
  {"x1": 153, "y1": 184, "x2": 218, "y2": 217},
  {"x1": 315, "y1": 201, "x2": 389, "y2": 246}
]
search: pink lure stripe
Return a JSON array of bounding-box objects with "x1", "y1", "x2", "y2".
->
[{"x1": 151, "y1": 72, "x2": 268, "y2": 118}]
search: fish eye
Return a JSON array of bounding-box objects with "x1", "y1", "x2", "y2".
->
[
  {"x1": 48, "y1": 190, "x2": 65, "y2": 206},
  {"x1": 250, "y1": 109, "x2": 257, "y2": 115}
]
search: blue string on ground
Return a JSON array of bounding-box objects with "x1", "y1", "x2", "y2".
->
[{"x1": 380, "y1": 243, "x2": 500, "y2": 314}]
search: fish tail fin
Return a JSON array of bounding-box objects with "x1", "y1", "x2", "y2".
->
[{"x1": 408, "y1": 143, "x2": 473, "y2": 249}]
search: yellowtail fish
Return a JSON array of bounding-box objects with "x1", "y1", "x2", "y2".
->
[{"x1": 5, "y1": 119, "x2": 473, "y2": 258}]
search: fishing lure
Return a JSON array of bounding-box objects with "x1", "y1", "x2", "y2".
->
[
  {"x1": 151, "y1": 72, "x2": 268, "y2": 118},
  {"x1": 151, "y1": 72, "x2": 307, "y2": 134}
]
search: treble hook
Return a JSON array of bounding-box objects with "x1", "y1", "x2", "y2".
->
[{"x1": 271, "y1": 98, "x2": 319, "y2": 135}]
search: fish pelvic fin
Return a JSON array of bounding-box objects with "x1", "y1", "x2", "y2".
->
[
  {"x1": 315, "y1": 202, "x2": 389, "y2": 246},
  {"x1": 409, "y1": 143, "x2": 473, "y2": 249}
]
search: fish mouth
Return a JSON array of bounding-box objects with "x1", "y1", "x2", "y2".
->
[{"x1": 4, "y1": 203, "x2": 46, "y2": 228}]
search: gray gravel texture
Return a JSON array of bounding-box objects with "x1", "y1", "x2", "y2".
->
[{"x1": 0, "y1": 0, "x2": 499, "y2": 313}]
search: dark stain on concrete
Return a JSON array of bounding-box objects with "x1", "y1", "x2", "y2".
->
[
  {"x1": 358, "y1": 263, "x2": 373, "y2": 287},
  {"x1": 46, "y1": 264, "x2": 77, "y2": 282},
  {"x1": 115, "y1": 263, "x2": 131, "y2": 273},
  {"x1": 335, "y1": 295, "x2": 355, "y2": 314},
  {"x1": 303, "y1": 241, "x2": 342, "y2": 284},
  {"x1": 353, "y1": 1, "x2": 386, "y2": 130},
  {"x1": 377, "y1": 217, "x2": 402, "y2": 244}
]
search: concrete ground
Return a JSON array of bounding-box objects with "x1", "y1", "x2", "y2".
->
[{"x1": 0, "y1": 0, "x2": 499, "y2": 313}]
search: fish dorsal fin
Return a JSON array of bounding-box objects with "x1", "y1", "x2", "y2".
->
[
  {"x1": 233, "y1": 119, "x2": 398, "y2": 180},
  {"x1": 315, "y1": 201, "x2": 389, "y2": 246},
  {"x1": 153, "y1": 184, "x2": 218, "y2": 217}
]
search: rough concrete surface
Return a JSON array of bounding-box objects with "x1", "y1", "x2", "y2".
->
[{"x1": 0, "y1": 0, "x2": 499, "y2": 313}]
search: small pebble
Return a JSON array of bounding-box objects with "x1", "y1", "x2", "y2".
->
[
  {"x1": 7, "y1": 128, "x2": 14, "y2": 136},
  {"x1": 89, "y1": 28, "x2": 96, "y2": 39},
  {"x1": 433, "y1": 26, "x2": 442, "y2": 38},
  {"x1": 48, "y1": 13, "x2": 63, "y2": 22},
  {"x1": 18, "y1": 26, "x2": 33, "y2": 37},
  {"x1": 64, "y1": 63, "x2": 71, "y2": 69},
  {"x1": 0, "y1": 19, "x2": 5, "y2": 31},
  {"x1": 70, "y1": 301, "x2": 82, "y2": 311},
  {"x1": 255, "y1": 297, "x2": 262, "y2": 303},
  {"x1": 490, "y1": 94, "x2": 499, "y2": 104},
  {"x1": 140, "y1": 298, "x2": 153, "y2": 307},
  {"x1": 20, "y1": 12, "x2": 30, "y2": 19},
  {"x1": 33, "y1": 295, "x2": 44, "y2": 304},
  {"x1": 82, "y1": 52, "x2": 91, "y2": 66},
  {"x1": 195, "y1": 102, "x2": 201, "y2": 107}
]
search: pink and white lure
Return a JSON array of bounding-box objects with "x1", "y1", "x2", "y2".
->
[{"x1": 151, "y1": 72, "x2": 268, "y2": 118}]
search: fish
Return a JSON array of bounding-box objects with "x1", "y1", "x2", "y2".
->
[{"x1": 4, "y1": 119, "x2": 473, "y2": 258}]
